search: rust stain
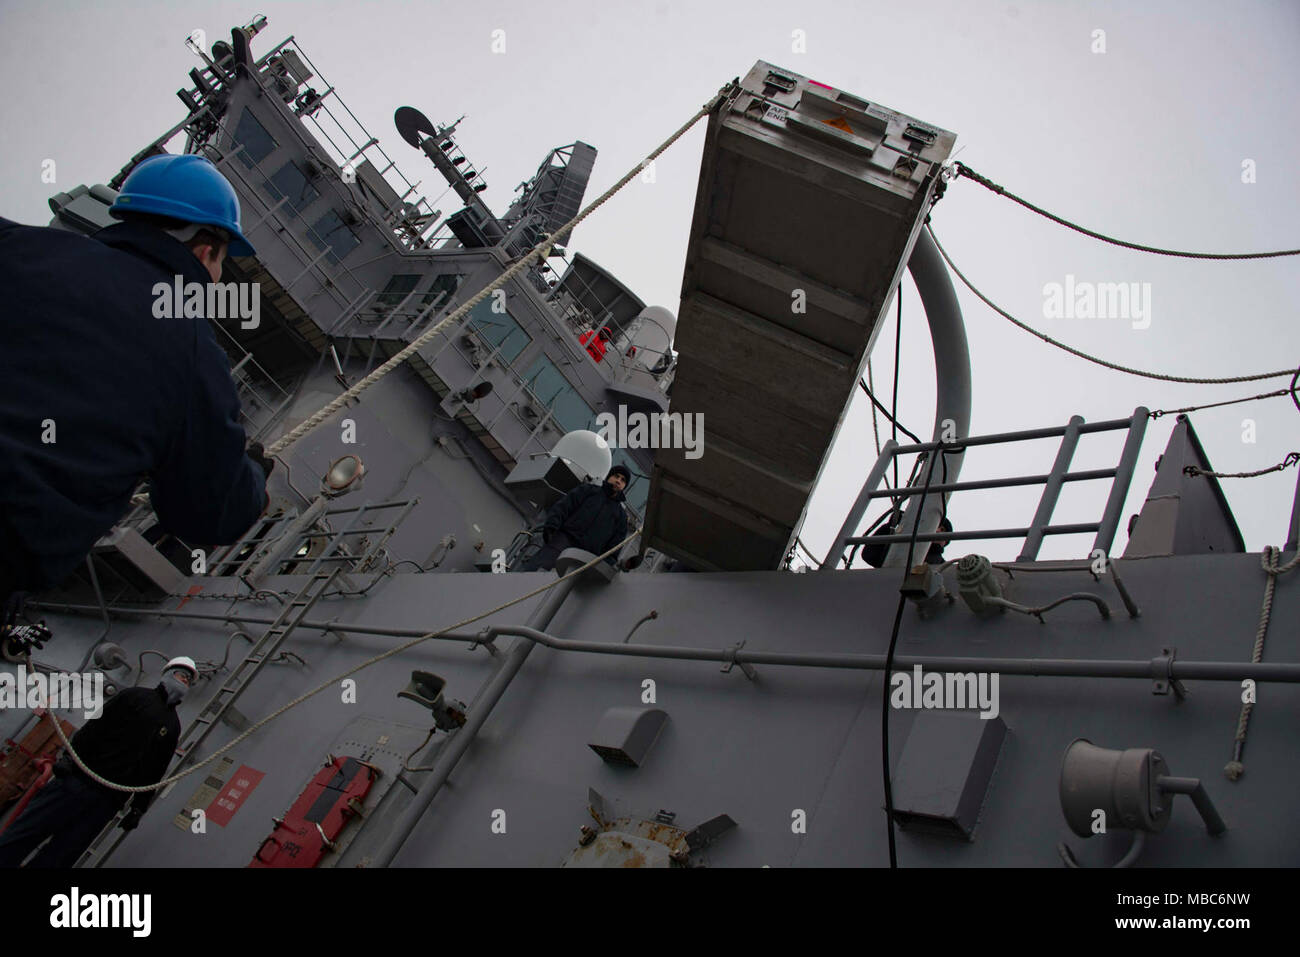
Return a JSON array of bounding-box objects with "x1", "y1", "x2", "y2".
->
[{"x1": 642, "y1": 821, "x2": 687, "y2": 853}]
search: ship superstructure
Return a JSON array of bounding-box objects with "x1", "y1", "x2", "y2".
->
[{"x1": 2, "y1": 16, "x2": 1297, "y2": 870}]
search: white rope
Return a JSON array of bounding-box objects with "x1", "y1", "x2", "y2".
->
[
  {"x1": 47, "y1": 530, "x2": 640, "y2": 794},
  {"x1": 1224, "y1": 545, "x2": 1300, "y2": 780},
  {"x1": 55, "y1": 83, "x2": 736, "y2": 791},
  {"x1": 264, "y1": 83, "x2": 735, "y2": 457}
]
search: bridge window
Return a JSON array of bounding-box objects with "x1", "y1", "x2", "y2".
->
[
  {"x1": 309, "y1": 209, "x2": 361, "y2": 265},
  {"x1": 421, "y1": 273, "x2": 465, "y2": 308},
  {"x1": 376, "y1": 273, "x2": 421, "y2": 306},
  {"x1": 232, "y1": 109, "x2": 277, "y2": 168},
  {"x1": 266, "y1": 160, "x2": 320, "y2": 214},
  {"x1": 466, "y1": 298, "x2": 531, "y2": 365},
  {"x1": 521, "y1": 355, "x2": 596, "y2": 434}
]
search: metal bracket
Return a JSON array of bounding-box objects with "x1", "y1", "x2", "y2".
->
[
  {"x1": 684, "y1": 813, "x2": 738, "y2": 851},
  {"x1": 315, "y1": 821, "x2": 338, "y2": 852},
  {"x1": 721, "y1": 640, "x2": 757, "y2": 681},
  {"x1": 1151, "y1": 646, "x2": 1188, "y2": 701},
  {"x1": 468, "y1": 627, "x2": 499, "y2": 657}
]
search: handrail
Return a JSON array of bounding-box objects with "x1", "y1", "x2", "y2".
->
[{"x1": 822, "y1": 408, "x2": 1148, "y2": 569}]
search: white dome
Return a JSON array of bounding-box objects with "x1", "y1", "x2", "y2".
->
[
  {"x1": 551, "y1": 430, "x2": 612, "y2": 483},
  {"x1": 629, "y1": 306, "x2": 676, "y2": 368}
]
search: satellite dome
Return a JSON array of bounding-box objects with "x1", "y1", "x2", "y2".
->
[
  {"x1": 551, "y1": 430, "x2": 612, "y2": 483},
  {"x1": 628, "y1": 306, "x2": 676, "y2": 369}
]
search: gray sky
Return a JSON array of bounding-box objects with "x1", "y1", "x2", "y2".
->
[{"x1": 3, "y1": 0, "x2": 1297, "y2": 564}]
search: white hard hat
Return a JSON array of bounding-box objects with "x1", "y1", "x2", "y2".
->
[{"x1": 163, "y1": 656, "x2": 198, "y2": 679}]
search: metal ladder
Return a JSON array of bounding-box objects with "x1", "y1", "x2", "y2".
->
[
  {"x1": 173, "y1": 567, "x2": 341, "y2": 768},
  {"x1": 76, "y1": 567, "x2": 342, "y2": 868}
]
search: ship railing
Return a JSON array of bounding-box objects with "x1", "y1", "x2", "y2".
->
[
  {"x1": 201, "y1": 139, "x2": 364, "y2": 311},
  {"x1": 821, "y1": 408, "x2": 1149, "y2": 570},
  {"x1": 251, "y1": 35, "x2": 442, "y2": 243},
  {"x1": 211, "y1": 320, "x2": 298, "y2": 441},
  {"x1": 206, "y1": 498, "x2": 419, "y2": 579},
  {"x1": 200, "y1": 64, "x2": 436, "y2": 307}
]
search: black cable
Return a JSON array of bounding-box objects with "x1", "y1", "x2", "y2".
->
[
  {"x1": 844, "y1": 507, "x2": 897, "y2": 569},
  {"x1": 927, "y1": 225, "x2": 1296, "y2": 385},
  {"x1": 1149, "y1": 387, "x2": 1294, "y2": 419},
  {"x1": 434, "y1": 430, "x2": 532, "y2": 521},
  {"x1": 793, "y1": 536, "x2": 822, "y2": 569},
  {"x1": 1184, "y1": 451, "x2": 1300, "y2": 480},
  {"x1": 881, "y1": 444, "x2": 942, "y2": 868},
  {"x1": 891, "y1": 294, "x2": 902, "y2": 490},
  {"x1": 324, "y1": 563, "x2": 397, "y2": 597},
  {"x1": 1292, "y1": 365, "x2": 1300, "y2": 417},
  {"x1": 857, "y1": 379, "x2": 922, "y2": 444},
  {"x1": 938, "y1": 449, "x2": 950, "y2": 544},
  {"x1": 953, "y1": 162, "x2": 1300, "y2": 260}
]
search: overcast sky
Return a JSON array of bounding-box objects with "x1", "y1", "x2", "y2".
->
[{"x1": 3, "y1": 0, "x2": 1297, "y2": 564}]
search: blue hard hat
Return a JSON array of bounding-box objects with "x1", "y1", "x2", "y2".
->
[{"x1": 110, "y1": 154, "x2": 256, "y2": 256}]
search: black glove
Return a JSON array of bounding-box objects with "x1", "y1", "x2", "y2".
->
[
  {"x1": 542, "y1": 527, "x2": 556, "y2": 544},
  {"x1": 119, "y1": 807, "x2": 143, "y2": 831},
  {"x1": 247, "y1": 441, "x2": 274, "y2": 480},
  {"x1": 1, "y1": 621, "x2": 51, "y2": 658}
]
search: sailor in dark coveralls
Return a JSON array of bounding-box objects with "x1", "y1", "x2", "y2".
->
[
  {"x1": 0, "y1": 153, "x2": 271, "y2": 623},
  {"x1": 520, "y1": 465, "x2": 631, "y2": 571},
  {"x1": 0, "y1": 657, "x2": 195, "y2": 867}
]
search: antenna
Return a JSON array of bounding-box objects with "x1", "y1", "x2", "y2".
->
[{"x1": 394, "y1": 106, "x2": 437, "y2": 148}]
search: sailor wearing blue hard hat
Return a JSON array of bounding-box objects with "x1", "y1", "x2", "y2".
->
[
  {"x1": 0, "y1": 152, "x2": 271, "y2": 613},
  {"x1": 109, "y1": 153, "x2": 256, "y2": 280}
]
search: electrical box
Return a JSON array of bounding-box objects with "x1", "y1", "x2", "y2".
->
[{"x1": 891, "y1": 711, "x2": 1005, "y2": 841}]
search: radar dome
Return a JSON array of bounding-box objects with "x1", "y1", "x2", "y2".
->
[
  {"x1": 551, "y1": 430, "x2": 612, "y2": 484},
  {"x1": 627, "y1": 306, "x2": 676, "y2": 369}
]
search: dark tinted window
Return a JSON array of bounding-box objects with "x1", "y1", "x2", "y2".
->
[
  {"x1": 266, "y1": 161, "x2": 320, "y2": 214},
  {"x1": 467, "y1": 298, "x2": 531, "y2": 365},
  {"x1": 309, "y1": 209, "x2": 360, "y2": 264},
  {"x1": 522, "y1": 355, "x2": 595, "y2": 434},
  {"x1": 376, "y1": 274, "x2": 421, "y2": 306},
  {"x1": 421, "y1": 273, "x2": 465, "y2": 308},
  {"x1": 233, "y1": 109, "x2": 277, "y2": 168}
]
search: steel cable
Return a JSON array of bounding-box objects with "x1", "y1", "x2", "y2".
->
[{"x1": 952, "y1": 162, "x2": 1300, "y2": 260}]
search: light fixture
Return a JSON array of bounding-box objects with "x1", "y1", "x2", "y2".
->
[
  {"x1": 398, "y1": 671, "x2": 467, "y2": 731},
  {"x1": 456, "y1": 382, "x2": 493, "y2": 403},
  {"x1": 1057, "y1": 739, "x2": 1226, "y2": 868},
  {"x1": 321, "y1": 454, "x2": 365, "y2": 498},
  {"x1": 956, "y1": 554, "x2": 1004, "y2": 616}
]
